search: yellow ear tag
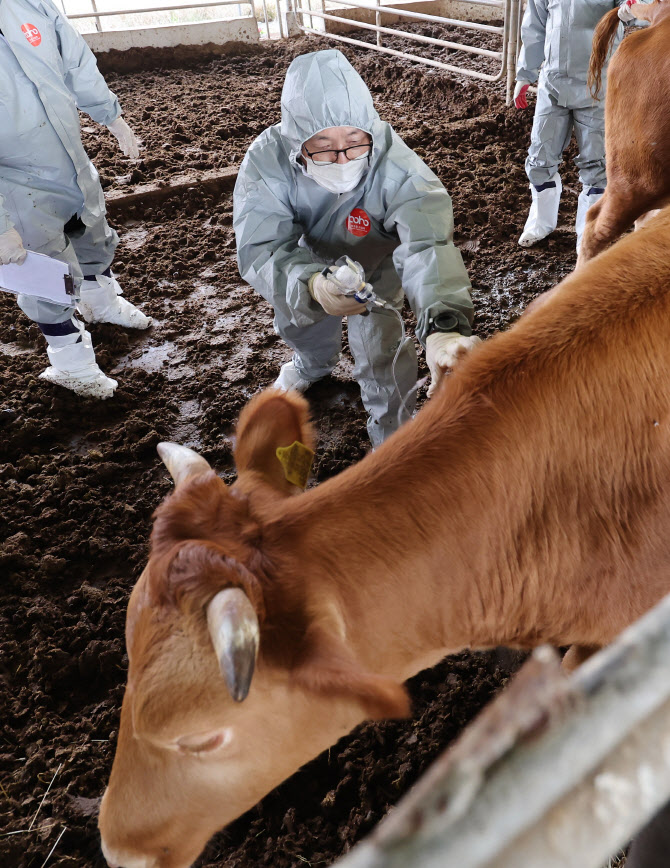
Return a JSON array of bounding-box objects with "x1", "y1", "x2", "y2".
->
[{"x1": 275, "y1": 441, "x2": 314, "y2": 489}]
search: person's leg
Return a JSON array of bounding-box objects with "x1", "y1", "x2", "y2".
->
[
  {"x1": 70, "y1": 209, "x2": 151, "y2": 330},
  {"x1": 347, "y1": 305, "x2": 418, "y2": 449},
  {"x1": 573, "y1": 102, "x2": 607, "y2": 253},
  {"x1": 520, "y1": 88, "x2": 573, "y2": 247},
  {"x1": 273, "y1": 314, "x2": 343, "y2": 392},
  {"x1": 4, "y1": 182, "x2": 117, "y2": 397}
]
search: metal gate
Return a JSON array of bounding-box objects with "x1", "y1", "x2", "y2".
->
[{"x1": 286, "y1": 0, "x2": 521, "y2": 103}]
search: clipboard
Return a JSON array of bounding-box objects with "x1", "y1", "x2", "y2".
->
[{"x1": 0, "y1": 252, "x2": 77, "y2": 306}]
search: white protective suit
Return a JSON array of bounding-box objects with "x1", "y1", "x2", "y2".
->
[
  {"x1": 234, "y1": 49, "x2": 474, "y2": 447},
  {"x1": 0, "y1": 0, "x2": 120, "y2": 327},
  {"x1": 516, "y1": 0, "x2": 629, "y2": 246}
]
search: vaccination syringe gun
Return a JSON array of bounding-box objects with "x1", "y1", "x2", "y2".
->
[{"x1": 320, "y1": 256, "x2": 385, "y2": 313}]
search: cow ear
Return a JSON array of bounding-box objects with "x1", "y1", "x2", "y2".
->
[
  {"x1": 233, "y1": 389, "x2": 316, "y2": 495},
  {"x1": 291, "y1": 623, "x2": 410, "y2": 720}
]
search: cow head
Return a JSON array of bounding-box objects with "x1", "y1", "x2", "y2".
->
[{"x1": 99, "y1": 390, "x2": 408, "y2": 868}]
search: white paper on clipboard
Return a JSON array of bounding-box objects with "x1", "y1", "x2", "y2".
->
[{"x1": 0, "y1": 252, "x2": 76, "y2": 306}]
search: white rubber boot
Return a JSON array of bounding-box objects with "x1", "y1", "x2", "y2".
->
[
  {"x1": 78, "y1": 274, "x2": 152, "y2": 329},
  {"x1": 273, "y1": 360, "x2": 314, "y2": 394},
  {"x1": 575, "y1": 186, "x2": 605, "y2": 254},
  {"x1": 39, "y1": 329, "x2": 118, "y2": 399},
  {"x1": 519, "y1": 174, "x2": 563, "y2": 247}
]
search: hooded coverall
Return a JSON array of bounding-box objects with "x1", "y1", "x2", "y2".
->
[
  {"x1": 516, "y1": 0, "x2": 628, "y2": 237},
  {"x1": 233, "y1": 49, "x2": 473, "y2": 447},
  {"x1": 0, "y1": 0, "x2": 120, "y2": 328}
]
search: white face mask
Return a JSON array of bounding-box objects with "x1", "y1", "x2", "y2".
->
[{"x1": 303, "y1": 157, "x2": 368, "y2": 194}]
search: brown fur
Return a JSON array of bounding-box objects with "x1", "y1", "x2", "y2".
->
[
  {"x1": 580, "y1": 2, "x2": 670, "y2": 264},
  {"x1": 100, "y1": 211, "x2": 670, "y2": 868}
]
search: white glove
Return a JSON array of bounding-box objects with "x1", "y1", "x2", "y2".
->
[
  {"x1": 0, "y1": 227, "x2": 27, "y2": 265},
  {"x1": 308, "y1": 272, "x2": 365, "y2": 317},
  {"x1": 426, "y1": 332, "x2": 482, "y2": 397},
  {"x1": 107, "y1": 116, "x2": 140, "y2": 159},
  {"x1": 618, "y1": 0, "x2": 637, "y2": 22}
]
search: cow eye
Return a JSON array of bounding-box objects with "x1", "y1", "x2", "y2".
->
[{"x1": 175, "y1": 730, "x2": 230, "y2": 755}]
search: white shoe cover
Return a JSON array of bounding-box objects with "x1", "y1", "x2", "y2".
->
[
  {"x1": 39, "y1": 332, "x2": 117, "y2": 399},
  {"x1": 273, "y1": 360, "x2": 314, "y2": 394},
  {"x1": 519, "y1": 175, "x2": 562, "y2": 247},
  {"x1": 575, "y1": 187, "x2": 604, "y2": 253},
  {"x1": 78, "y1": 274, "x2": 152, "y2": 329}
]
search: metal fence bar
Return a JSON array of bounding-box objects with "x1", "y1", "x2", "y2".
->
[
  {"x1": 294, "y1": 9, "x2": 502, "y2": 58},
  {"x1": 333, "y1": 592, "x2": 670, "y2": 868},
  {"x1": 260, "y1": 0, "x2": 270, "y2": 34},
  {"x1": 89, "y1": 0, "x2": 103, "y2": 32},
  {"x1": 277, "y1": 0, "x2": 285, "y2": 37},
  {"x1": 300, "y1": 28, "x2": 506, "y2": 81},
  {"x1": 66, "y1": 0, "x2": 253, "y2": 19},
  {"x1": 504, "y1": 0, "x2": 519, "y2": 103}
]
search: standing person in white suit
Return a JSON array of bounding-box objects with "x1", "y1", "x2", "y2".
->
[
  {"x1": 513, "y1": 0, "x2": 641, "y2": 252},
  {"x1": 0, "y1": 0, "x2": 151, "y2": 399}
]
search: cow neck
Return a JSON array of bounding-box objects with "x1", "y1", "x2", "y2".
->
[{"x1": 256, "y1": 402, "x2": 536, "y2": 682}]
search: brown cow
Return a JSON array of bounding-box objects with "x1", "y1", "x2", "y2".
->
[
  {"x1": 99, "y1": 209, "x2": 670, "y2": 868},
  {"x1": 579, "y1": 1, "x2": 670, "y2": 264}
]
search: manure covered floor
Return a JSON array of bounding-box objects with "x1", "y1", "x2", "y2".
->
[{"x1": 1, "y1": 27, "x2": 607, "y2": 868}]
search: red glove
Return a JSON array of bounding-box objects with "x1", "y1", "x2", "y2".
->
[{"x1": 514, "y1": 82, "x2": 530, "y2": 110}]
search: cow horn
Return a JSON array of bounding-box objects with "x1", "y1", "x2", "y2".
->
[
  {"x1": 157, "y1": 442, "x2": 212, "y2": 486},
  {"x1": 206, "y1": 588, "x2": 259, "y2": 702}
]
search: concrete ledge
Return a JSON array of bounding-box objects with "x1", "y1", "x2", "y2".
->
[
  {"x1": 105, "y1": 167, "x2": 239, "y2": 219},
  {"x1": 85, "y1": 16, "x2": 259, "y2": 54}
]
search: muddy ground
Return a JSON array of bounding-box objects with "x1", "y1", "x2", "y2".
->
[{"x1": 0, "y1": 26, "x2": 616, "y2": 868}]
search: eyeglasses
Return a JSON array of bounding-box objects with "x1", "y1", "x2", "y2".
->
[{"x1": 302, "y1": 142, "x2": 372, "y2": 167}]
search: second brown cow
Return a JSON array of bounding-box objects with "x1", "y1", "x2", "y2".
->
[{"x1": 580, "y1": 1, "x2": 670, "y2": 264}]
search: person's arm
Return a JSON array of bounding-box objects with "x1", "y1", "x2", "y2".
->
[
  {"x1": 0, "y1": 189, "x2": 14, "y2": 236},
  {"x1": 384, "y1": 162, "x2": 474, "y2": 347},
  {"x1": 233, "y1": 145, "x2": 328, "y2": 329},
  {"x1": 48, "y1": 1, "x2": 121, "y2": 125},
  {"x1": 516, "y1": 0, "x2": 549, "y2": 85},
  {"x1": 0, "y1": 189, "x2": 26, "y2": 264}
]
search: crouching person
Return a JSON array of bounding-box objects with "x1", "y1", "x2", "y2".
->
[
  {"x1": 233, "y1": 49, "x2": 478, "y2": 448},
  {"x1": 0, "y1": 0, "x2": 150, "y2": 398}
]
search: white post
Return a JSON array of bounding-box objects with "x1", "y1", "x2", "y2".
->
[
  {"x1": 90, "y1": 0, "x2": 103, "y2": 32},
  {"x1": 506, "y1": 0, "x2": 520, "y2": 105}
]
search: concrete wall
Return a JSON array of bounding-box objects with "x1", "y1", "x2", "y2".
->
[{"x1": 84, "y1": 16, "x2": 259, "y2": 54}]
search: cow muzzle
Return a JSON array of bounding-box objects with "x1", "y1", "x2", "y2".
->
[{"x1": 101, "y1": 839, "x2": 158, "y2": 868}]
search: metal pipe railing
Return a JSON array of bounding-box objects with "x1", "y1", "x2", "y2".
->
[
  {"x1": 300, "y1": 27, "x2": 506, "y2": 81},
  {"x1": 260, "y1": 0, "x2": 270, "y2": 34},
  {"x1": 294, "y1": 9, "x2": 502, "y2": 58},
  {"x1": 66, "y1": 0, "x2": 253, "y2": 19},
  {"x1": 333, "y1": 591, "x2": 670, "y2": 868}
]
